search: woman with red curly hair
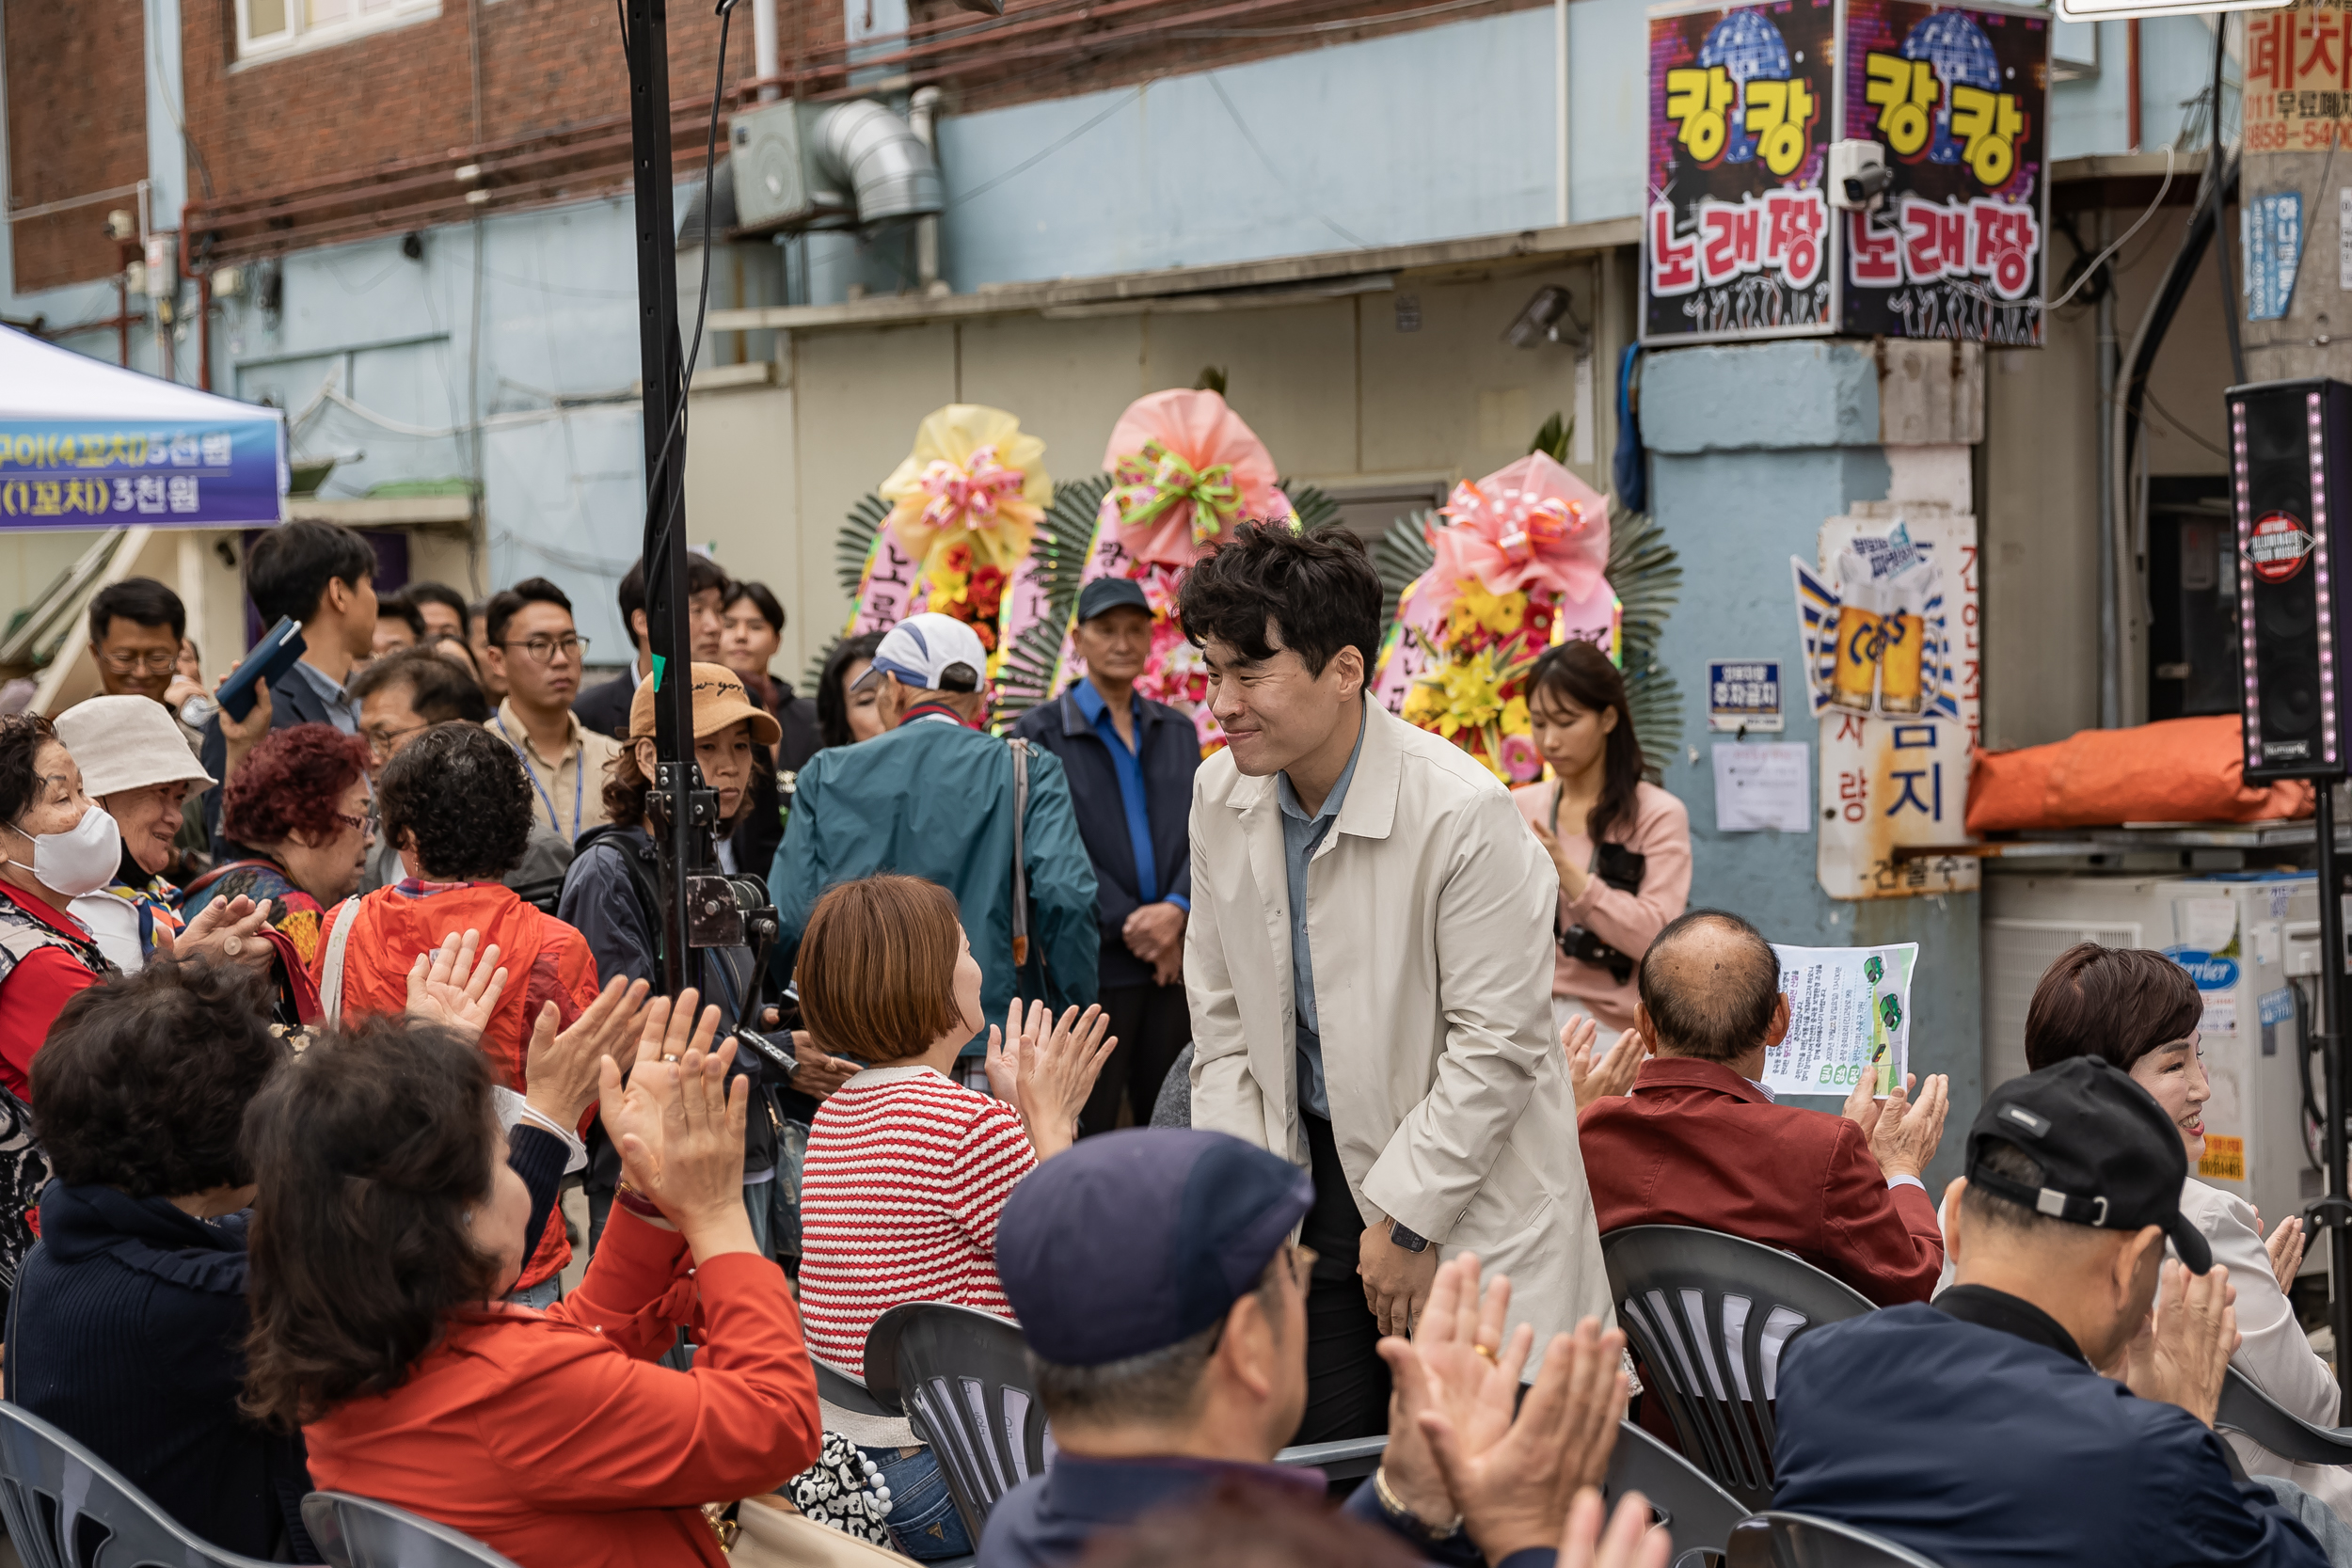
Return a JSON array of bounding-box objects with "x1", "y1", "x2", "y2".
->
[{"x1": 183, "y1": 723, "x2": 372, "y2": 968}]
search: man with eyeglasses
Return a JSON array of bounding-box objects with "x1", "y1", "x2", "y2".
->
[
  {"x1": 88, "y1": 579, "x2": 206, "y2": 724},
  {"x1": 480, "y1": 578, "x2": 621, "y2": 846}
]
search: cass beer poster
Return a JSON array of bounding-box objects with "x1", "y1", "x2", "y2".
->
[
  {"x1": 1842, "y1": 0, "x2": 2050, "y2": 344},
  {"x1": 1644, "y1": 0, "x2": 2050, "y2": 345},
  {"x1": 1645, "y1": 0, "x2": 1837, "y2": 341}
]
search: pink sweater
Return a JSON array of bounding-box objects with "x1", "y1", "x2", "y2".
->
[{"x1": 1509, "y1": 779, "x2": 1692, "y2": 1032}]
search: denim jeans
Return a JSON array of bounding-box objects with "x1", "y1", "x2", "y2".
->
[{"x1": 859, "y1": 1445, "x2": 970, "y2": 1561}]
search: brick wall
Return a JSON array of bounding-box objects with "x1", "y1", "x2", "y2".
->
[{"x1": 7, "y1": 0, "x2": 151, "y2": 293}]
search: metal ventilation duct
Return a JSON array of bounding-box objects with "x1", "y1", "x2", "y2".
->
[{"x1": 810, "y1": 100, "x2": 942, "y2": 225}]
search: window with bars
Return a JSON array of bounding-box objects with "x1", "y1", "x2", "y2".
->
[{"x1": 236, "y1": 0, "x2": 439, "y2": 60}]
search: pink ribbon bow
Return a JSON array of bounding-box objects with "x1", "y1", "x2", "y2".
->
[
  {"x1": 1425, "y1": 452, "x2": 1610, "y2": 603},
  {"x1": 915, "y1": 443, "x2": 1026, "y2": 536}
]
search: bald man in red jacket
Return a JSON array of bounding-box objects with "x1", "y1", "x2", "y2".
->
[{"x1": 1577, "y1": 910, "x2": 1950, "y2": 1307}]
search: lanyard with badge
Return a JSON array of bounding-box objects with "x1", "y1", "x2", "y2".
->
[{"x1": 494, "y1": 713, "x2": 584, "y2": 841}]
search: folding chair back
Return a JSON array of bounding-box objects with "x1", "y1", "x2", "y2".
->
[
  {"x1": 0, "y1": 1402, "x2": 278, "y2": 1568},
  {"x1": 866, "y1": 1302, "x2": 1051, "y2": 1541},
  {"x1": 300, "y1": 1491, "x2": 524, "y2": 1568}
]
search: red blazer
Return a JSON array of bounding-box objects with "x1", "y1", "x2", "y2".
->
[
  {"x1": 1578, "y1": 1056, "x2": 1943, "y2": 1307},
  {"x1": 303, "y1": 1210, "x2": 822, "y2": 1568}
]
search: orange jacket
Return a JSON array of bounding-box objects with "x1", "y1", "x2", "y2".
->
[
  {"x1": 313, "y1": 879, "x2": 602, "y2": 1288},
  {"x1": 302, "y1": 1210, "x2": 822, "y2": 1568}
]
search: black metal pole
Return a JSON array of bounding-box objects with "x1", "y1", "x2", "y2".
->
[
  {"x1": 624, "y1": 0, "x2": 701, "y2": 998},
  {"x1": 2318, "y1": 785, "x2": 2352, "y2": 1414}
]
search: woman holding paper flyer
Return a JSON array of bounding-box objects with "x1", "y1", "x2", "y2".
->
[{"x1": 1512, "y1": 642, "x2": 1692, "y2": 1060}]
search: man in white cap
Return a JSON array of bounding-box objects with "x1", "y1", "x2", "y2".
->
[
  {"x1": 770, "y1": 612, "x2": 1100, "y2": 1054},
  {"x1": 53, "y1": 695, "x2": 250, "y2": 973}
]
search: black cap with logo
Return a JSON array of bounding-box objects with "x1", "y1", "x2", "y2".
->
[{"x1": 1966, "y1": 1054, "x2": 2214, "y2": 1274}]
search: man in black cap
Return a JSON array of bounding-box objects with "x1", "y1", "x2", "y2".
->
[
  {"x1": 1010, "y1": 578, "x2": 1200, "y2": 1133},
  {"x1": 1770, "y1": 1056, "x2": 2331, "y2": 1568},
  {"x1": 976, "y1": 1128, "x2": 1642, "y2": 1568}
]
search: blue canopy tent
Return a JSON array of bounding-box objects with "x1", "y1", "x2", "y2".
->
[{"x1": 0, "y1": 328, "x2": 285, "y2": 530}]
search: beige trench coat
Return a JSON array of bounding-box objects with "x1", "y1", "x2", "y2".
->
[{"x1": 1184, "y1": 702, "x2": 1613, "y2": 1362}]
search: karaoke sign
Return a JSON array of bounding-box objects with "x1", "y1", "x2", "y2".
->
[{"x1": 1644, "y1": 0, "x2": 2052, "y2": 346}]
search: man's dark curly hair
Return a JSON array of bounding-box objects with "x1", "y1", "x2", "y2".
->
[
  {"x1": 0, "y1": 713, "x2": 58, "y2": 827},
  {"x1": 222, "y1": 724, "x2": 370, "y2": 847},
  {"x1": 34, "y1": 959, "x2": 285, "y2": 1196},
  {"x1": 1174, "y1": 522, "x2": 1382, "y2": 679},
  {"x1": 378, "y1": 722, "x2": 532, "y2": 880}
]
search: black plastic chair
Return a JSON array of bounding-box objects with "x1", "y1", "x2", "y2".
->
[
  {"x1": 0, "y1": 1402, "x2": 278, "y2": 1568},
  {"x1": 1604, "y1": 1418, "x2": 1748, "y2": 1568},
  {"x1": 1725, "y1": 1513, "x2": 1944, "y2": 1567},
  {"x1": 1600, "y1": 1226, "x2": 1876, "y2": 1510},
  {"x1": 813, "y1": 1353, "x2": 900, "y2": 1421},
  {"x1": 1274, "y1": 1435, "x2": 1386, "y2": 1481},
  {"x1": 301, "y1": 1492, "x2": 523, "y2": 1568},
  {"x1": 2217, "y1": 1366, "x2": 2352, "y2": 1466},
  {"x1": 866, "y1": 1303, "x2": 1053, "y2": 1543}
]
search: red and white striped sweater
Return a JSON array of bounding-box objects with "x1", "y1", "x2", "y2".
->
[{"x1": 796, "y1": 1064, "x2": 1036, "y2": 1369}]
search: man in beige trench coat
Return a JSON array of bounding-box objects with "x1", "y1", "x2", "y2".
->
[{"x1": 1176, "y1": 522, "x2": 1613, "y2": 1446}]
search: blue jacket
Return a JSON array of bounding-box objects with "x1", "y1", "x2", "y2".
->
[
  {"x1": 1008, "y1": 688, "x2": 1199, "y2": 990},
  {"x1": 977, "y1": 1452, "x2": 1534, "y2": 1568},
  {"x1": 1772, "y1": 1292, "x2": 2329, "y2": 1568},
  {"x1": 770, "y1": 717, "x2": 1098, "y2": 1029}
]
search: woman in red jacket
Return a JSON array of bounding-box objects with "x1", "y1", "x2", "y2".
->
[{"x1": 242, "y1": 990, "x2": 821, "y2": 1568}]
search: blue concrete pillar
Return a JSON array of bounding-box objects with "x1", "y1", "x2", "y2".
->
[{"x1": 1641, "y1": 339, "x2": 1980, "y2": 1190}]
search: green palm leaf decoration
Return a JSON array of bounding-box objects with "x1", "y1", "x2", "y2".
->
[
  {"x1": 834, "y1": 493, "x2": 892, "y2": 599},
  {"x1": 1375, "y1": 510, "x2": 1438, "y2": 641},
  {"x1": 993, "y1": 619, "x2": 1071, "y2": 723},
  {"x1": 993, "y1": 473, "x2": 1114, "y2": 724},
  {"x1": 1282, "y1": 481, "x2": 1340, "y2": 532}
]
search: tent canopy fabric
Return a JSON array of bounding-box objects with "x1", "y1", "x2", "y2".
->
[{"x1": 0, "y1": 328, "x2": 285, "y2": 530}]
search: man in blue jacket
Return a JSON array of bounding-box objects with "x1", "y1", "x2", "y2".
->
[
  {"x1": 1772, "y1": 1056, "x2": 2332, "y2": 1568},
  {"x1": 1010, "y1": 578, "x2": 1199, "y2": 1133},
  {"x1": 771, "y1": 612, "x2": 1098, "y2": 1047}
]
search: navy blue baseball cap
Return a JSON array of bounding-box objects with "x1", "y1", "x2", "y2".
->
[
  {"x1": 995, "y1": 1129, "x2": 1314, "y2": 1367},
  {"x1": 1076, "y1": 576, "x2": 1152, "y2": 624}
]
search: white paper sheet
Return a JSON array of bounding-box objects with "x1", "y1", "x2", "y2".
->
[
  {"x1": 1713, "y1": 742, "x2": 1812, "y2": 832},
  {"x1": 1762, "y1": 942, "x2": 1918, "y2": 1099}
]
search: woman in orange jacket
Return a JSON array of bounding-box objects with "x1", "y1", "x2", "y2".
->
[{"x1": 243, "y1": 990, "x2": 821, "y2": 1568}]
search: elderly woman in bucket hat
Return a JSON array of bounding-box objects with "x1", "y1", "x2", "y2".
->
[{"x1": 54, "y1": 694, "x2": 227, "y2": 973}]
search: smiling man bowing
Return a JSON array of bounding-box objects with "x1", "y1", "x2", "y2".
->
[{"x1": 1176, "y1": 521, "x2": 1612, "y2": 1445}]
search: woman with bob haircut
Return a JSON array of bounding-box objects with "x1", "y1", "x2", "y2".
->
[
  {"x1": 2010, "y1": 942, "x2": 2347, "y2": 1524},
  {"x1": 792, "y1": 872, "x2": 1112, "y2": 1561},
  {"x1": 246, "y1": 990, "x2": 821, "y2": 1568}
]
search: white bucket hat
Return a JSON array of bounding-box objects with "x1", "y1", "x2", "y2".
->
[{"x1": 54, "y1": 695, "x2": 216, "y2": 799}]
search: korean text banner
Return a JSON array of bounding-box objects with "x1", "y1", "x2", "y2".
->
[
  {"x1": 2243, "y1": 1, "x2": 2352, "y2": 155},
  {"x1": 0, "y1": 420, "x2": 284, "y2": 530},
  {"x1": 1645, "y1": 0, "x2": 1837, "y2": 343},
  {"x1": 1841, "y1": 0, "x2": 2050, "y2": 344}
]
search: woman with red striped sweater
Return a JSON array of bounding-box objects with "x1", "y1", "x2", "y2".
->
[{"x1": 794, "y1": 873, "x2": 1112, "y2": 1560}]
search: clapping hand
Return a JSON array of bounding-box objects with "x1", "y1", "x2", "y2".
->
[
  {"x1": 2258, "y1": 1208, "x2": 2308, "y2": 1291},
  {"x1": 403, "y1": 929, "x2": 506, "y2": 1045},
  {"x1": 2120, "y1": 1259, "x2": 2239, "y2": 1427},
  {"x1": 160, "y1": 893, "x2": 276, "y2": 973},
  {"x1": 1842, "y1": 1070, "x2": 1950, "y2": 1182},
  {"x1": 523, "y1": 974, "x2": 653, "y2": 1131},
  {"x1": 596, "y1": 987, "x2": 757, "y2": 1261},
  {"x1": 985, "y1": 999, "x2": 1115, "y2": 1160},
  {"x1": 1375, "y1": 1253, "x2": 1531, "y2": 1527},
  {"x1": 1565, "y1": 1018, "x2": 1645, "y2": 1111},
  {"x1": 1557, "y1": 1489, "x2": 1671, "y2": 1568}
]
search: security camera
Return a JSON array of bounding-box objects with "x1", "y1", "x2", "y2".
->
[
  {"x1": 1504, "y1": 285, "x2": 1586, "y2": 350},
  {"x1": 1830, "y1": 140, "x2": 1890, "y2": 212}
]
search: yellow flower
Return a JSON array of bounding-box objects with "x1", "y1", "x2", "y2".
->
[
  {"x1": 1402, "y1": 681, "x2": 1444, "y2": 728},
  {"x1": 1431, "y1": 652, "x2": 1506, "y2": 736},
  {"x1": 1501, "y1": 695, "x2": 1530, "y2": 736},
  {"x1": 1446, "y1": 581, "x2": 1526, "y2": 643}
]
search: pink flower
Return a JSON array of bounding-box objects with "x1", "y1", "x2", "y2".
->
[{"x1": 1499, "y1": 733, "x2": 1544, "y2": 784}]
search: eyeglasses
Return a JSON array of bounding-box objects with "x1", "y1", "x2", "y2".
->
[
  {"x1": 501, "y1": 635, "x2": 589, "y2": 665},
  {"x1": 363, "y1": 722, "x2": 429, "y2": 758},
  {"x1": 1204, "y1": 1243, "x2": 1316, "y2": 1354},
  {"x1": 98, "y1": 648, "x2": 179, "y2": 674},
  {"x1": 331, "y1": 810, "x2": 370, "y2": 834}
]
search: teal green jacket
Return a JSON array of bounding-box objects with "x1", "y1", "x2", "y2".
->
[{"x1": 769, "y1": 717, "x2": 1100, "y2": 1040}]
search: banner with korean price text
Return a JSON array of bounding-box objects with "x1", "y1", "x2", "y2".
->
[
  {"x1": 2243, "y1": 1, "x2": 2352, "y2": 156},
  {"x1": 1815, "y1": 507, "x2": 1980, "y2": 899},
  {"x1": 1839, "y1": 0, "x2": 2050, "y2": 345},
  {"x1": 0, "y1": 420, "x2": 285, "y2": 530},
  {"x1": 1645, "y1": 0, "x2": 1838, "y2": 343}
]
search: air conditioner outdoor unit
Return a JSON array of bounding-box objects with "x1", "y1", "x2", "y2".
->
[
  {"x1": 730, "y1": 100, "x2": 854, "y2": 232},
  {"x1": 728, "y1": 97, "x2": 943, "y2": 236}
]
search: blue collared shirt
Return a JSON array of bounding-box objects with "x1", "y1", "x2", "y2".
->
[
  {"x1": 1275, "y1": 702, "x2": 1367, "y2": 1121},
  {"x1": 1072, "y1": 679, "x2": 1186, "y2": 913},
  {"x1": 284, "y1": 657, "x2": 360, "y2": 735}
]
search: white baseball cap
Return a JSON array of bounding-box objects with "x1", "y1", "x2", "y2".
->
[
  {"x1": 54, "y1": 694, "x2": 216, "y2": 799},
  {"x1": 857, "y1": 612, "x2": 989, "y2": 693}
]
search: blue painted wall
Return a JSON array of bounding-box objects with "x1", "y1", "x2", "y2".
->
[{"x1": 1640, "y1": 341, "x2": 1979, "y2": 1188}]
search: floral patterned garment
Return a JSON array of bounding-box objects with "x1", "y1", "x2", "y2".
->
[{"x1": 182, "y1": 858, "x2": 326, "y2": 968}]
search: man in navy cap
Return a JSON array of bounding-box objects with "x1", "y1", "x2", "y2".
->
[
  {"x1": 1771, "y1": 1056, "x2": 2334, "y2": 1567},
  {"x1": 977, "y1": 1128, "x2": 1640, "y2": 1568},
  {"x1": 1010, "y1": 578, "x2": 1200, "y2": 1134}
]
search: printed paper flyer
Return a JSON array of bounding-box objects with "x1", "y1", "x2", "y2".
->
[{"x1": 1763, "y1": 942, "x2": 1917, "y2": 1097}]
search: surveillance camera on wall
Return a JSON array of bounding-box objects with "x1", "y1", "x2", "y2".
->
[
  {"x1": 1830, "y1": 140, "x2": 1890, "y2": 212},
  {"x1": 1504, "y1": 284, "x2": 1586, "y2": 350}
]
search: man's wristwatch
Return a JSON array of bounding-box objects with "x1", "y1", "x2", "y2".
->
[
  {"x1": 1371, "y1": 1465, "x2": 1461, "y2": 1541},
  {"x1": 1389, "y1": 1220, "x2": 1430, "y2": 1253}
]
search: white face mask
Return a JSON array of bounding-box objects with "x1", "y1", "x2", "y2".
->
[{"x1": 10, "y1": 806, "x2": 121, "y2": 898}]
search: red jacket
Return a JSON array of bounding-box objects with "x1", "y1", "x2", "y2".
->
[
  {"x1": 302, "y1": 1210, "x2": 822, "y2": 1568},
  {"x1": 1578, "y1": 1056, "x2": 1943, "y2": 1307}
]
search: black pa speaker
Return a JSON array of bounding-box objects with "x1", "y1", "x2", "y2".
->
[{"x1": 2230, "y1": 378, "x2": 2352, "y2": 783}]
